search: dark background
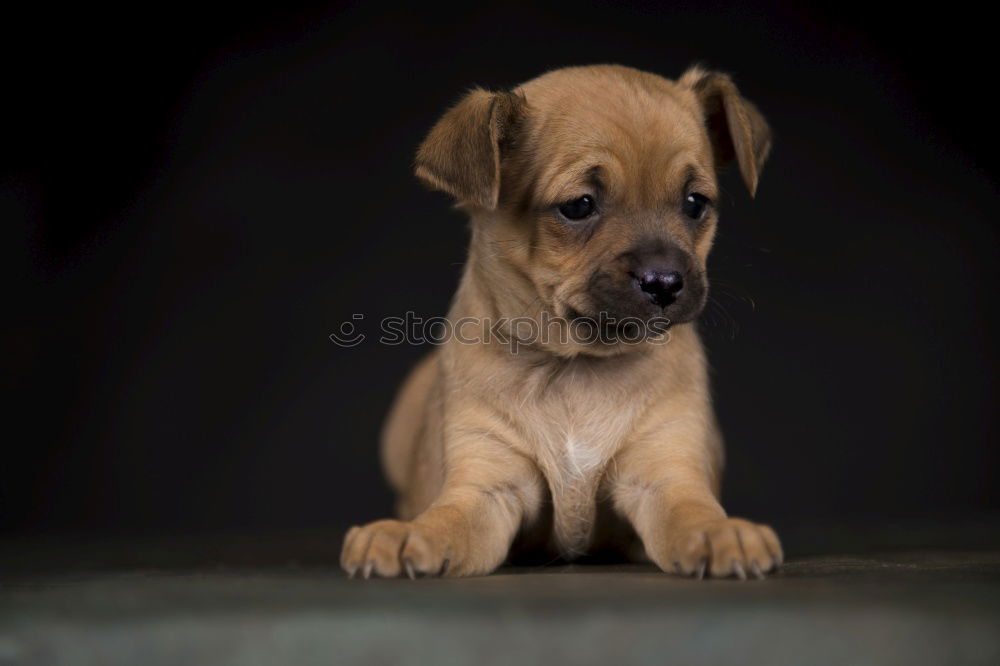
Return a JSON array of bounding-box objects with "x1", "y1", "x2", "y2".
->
[{"x1": 3, "y1": 1, "x2": 997, "y2": 552}]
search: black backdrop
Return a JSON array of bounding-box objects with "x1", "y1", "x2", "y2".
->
[{"x1": 3, "y1": 1, "x2": 997, "y2": 547}]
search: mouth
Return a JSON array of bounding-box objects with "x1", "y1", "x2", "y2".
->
[{"x1": 563, "y1": 305, "x2": 673, "y2": 344}]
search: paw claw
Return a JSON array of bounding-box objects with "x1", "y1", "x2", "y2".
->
[
  {"x1": 404, "y1": 558, "x2": 417, "y2": 580},
  {"x1": 732, "y1": 561, "x2": 747, "y2": 581}
]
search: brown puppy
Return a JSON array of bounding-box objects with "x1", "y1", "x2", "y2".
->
[{"x1": 341, "y1": 64, "x2": 782, "y2": 579}]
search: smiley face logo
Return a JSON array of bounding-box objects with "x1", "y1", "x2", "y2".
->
[{"x1": 329, "y1": 314, "x2": 365, "y2": 347}]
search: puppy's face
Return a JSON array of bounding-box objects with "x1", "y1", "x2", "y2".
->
[{"x1": 416, "y1": 65, "x2": 771, "y2": 348}]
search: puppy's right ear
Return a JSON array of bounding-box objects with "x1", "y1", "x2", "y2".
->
[{"x1": 415, "y1": 88, "x2": 525, "y2": 210}]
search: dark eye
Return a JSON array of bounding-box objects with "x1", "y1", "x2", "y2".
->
[
  {"x1": 558, "y1": 195, "x2": 596, "y2": 221},
  {"x1": 683, "y1": 192, "x2": 710, "y2": 221}
]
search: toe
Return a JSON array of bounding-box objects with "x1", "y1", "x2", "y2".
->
[
  {"x1": 401, "y1": 529, "x2": 449, "y2": 577},
  {"x1": 671, "y1": 530, "x2": 709, "y2": 576},
  {"x1": 758, "y1": 523, "x2": 784, "y2": 567},
  {"x1": 706, "y1": 524, "x2": 742, "y2": 577},
  {"x1": 340, "y1": 524, "x2": 376, "y2": 577},
  {"x1": 736, "y1": 521, "x2": 776, "y2": 573},
  {"x1": 366, "y1": 528, "x2": 406, "y2": 577}
]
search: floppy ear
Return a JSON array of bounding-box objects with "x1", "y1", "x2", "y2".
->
[
  {"x1": 414, "y1": 88, "x2": 526, "y2": 210},
  {"x1": 680, "y1": 66, "x2": 772, "y2": 197}
]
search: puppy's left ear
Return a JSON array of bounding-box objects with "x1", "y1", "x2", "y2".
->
[
  {"x1": 415, "y1": 88, "x2": 526, "y2": 210},
  {"x1": 680, "y1": 66, "x2": 772, "y2": 197}
]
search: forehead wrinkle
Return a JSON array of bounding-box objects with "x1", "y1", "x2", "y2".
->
[
  {"x1": 640, "y1": 147, "x2": 718, "y2": 216},
  {"x1": 535, "y1": 147, "x2": 625, "y2": 206}
]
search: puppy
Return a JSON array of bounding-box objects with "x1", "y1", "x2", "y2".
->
[{"x1": 341, "y1": 64, "x2": 782, "y2": 579}]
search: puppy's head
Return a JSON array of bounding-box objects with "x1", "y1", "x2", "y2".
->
[{"x1": 415, "y1": 65, "x2": 771, "y2": 353}]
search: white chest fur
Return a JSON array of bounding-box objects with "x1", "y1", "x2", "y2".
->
[
  {"x1": 563, "y1": 437, "x2": 604, "y2": 478},
  {"x1": 522, "y1": 385, "x2": 641, "y2": 558}
]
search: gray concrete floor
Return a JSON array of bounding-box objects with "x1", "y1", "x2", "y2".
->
[{"x1": 2, "y1": 531, "x2": 999, "y2": 665}]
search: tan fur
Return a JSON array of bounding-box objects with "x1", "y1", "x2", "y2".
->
[{"x1": 341, "y1": 64, "x2": 783, "y2": 579}]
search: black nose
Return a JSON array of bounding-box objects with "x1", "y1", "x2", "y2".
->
[{"x1": 638, "y1": 270, "x2": 684, "y2": 307}]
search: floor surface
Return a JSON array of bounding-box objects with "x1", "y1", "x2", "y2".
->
[{"x1": 2, "y1": 531, "x2": 999, "y2": 665}]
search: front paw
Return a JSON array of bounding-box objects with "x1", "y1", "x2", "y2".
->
[
  {"x1": 340, "y1": 519, "x2": 451, "y2": 579},
  {"x1": 655, "y1": 517, "x2": 783, "y2": 580}
]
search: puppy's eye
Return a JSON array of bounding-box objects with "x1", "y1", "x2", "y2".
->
[
  {"x1": 683, "y1": 193, "x2": 710, "y2": 221},
  {"x1": 558, "y1": 195, "x2": 596, "y2": 221}
]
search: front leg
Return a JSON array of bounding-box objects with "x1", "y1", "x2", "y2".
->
[
  {"x1": 609, "y1": 418, "x2": 783, "y2": 579},
  {"x1": 341, "y1": 433, "x2": 544, "y2": 578}
]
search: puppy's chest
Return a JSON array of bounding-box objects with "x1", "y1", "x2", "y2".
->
[
  {"x1": 527, "y1": 400, "x2": 633, "y2": 479},
  {"x1": 515, "y1": 385, "x2": 642, "y2": 557}
]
